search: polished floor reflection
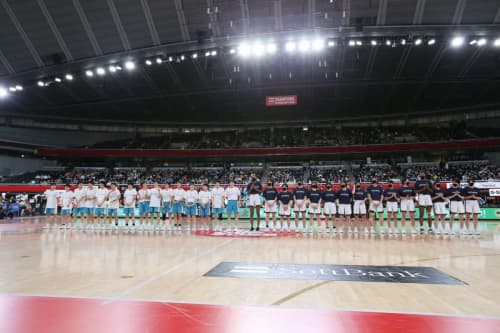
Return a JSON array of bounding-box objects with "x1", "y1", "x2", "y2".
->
[{"x1": 1, "y1": 219, "x2": 500, "y2": 320}]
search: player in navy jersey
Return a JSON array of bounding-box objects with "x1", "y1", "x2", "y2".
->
[
  {"x1": 246, "y1": 177, "x2": 263, "y2": 231},
  {"x1": 336, "y1": 183, "x2": 353, "y2": 233},
  {"x1": 366, "y1": 179, "x2": 384, "y2": 234},
  {"x1": 399, "y1": 179, "x2": 416, "y2": 234},
  {"x1": 464, "y1": 180, "x2": 481, "y2": 235},
  {"x1": 431, "y1": 182, "x2": 447, "y2": 234},
  {"x1": 293, "y1": 182, "x2": 308, "y2": 231},
  {"x1": 322, "y1": 184, "x2": 337, "y2": 233},
  {"x1": 446, "y1": 180, "x2": 466, "y2": 235},
  {"x1": 278, "y1": 184, "x2": 293, "y2": 231},
  {"x1": 263, "y1": 181, "x2": 279, "y2": 231},
  {"x1": 383, "y1": 181, "x2": 399, "y2": 234},
  {"x1": 414, "y1": 170, "x2": 433, "y2": 233},
  {"x1": 352, "y1": 183, "x2": 368, "y2": 234},
  {"x1": 307, "y1": 183, "x2": 322, "y2": 232}
]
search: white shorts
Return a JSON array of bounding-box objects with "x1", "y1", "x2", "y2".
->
[
  {"x1": 369, "y1": 200, "x2": 383, "y2": 212},
  {"x1": 264, "y1": 200, "x2": 277, "y2": 213},
  {"x1": 400, "y1": 199, "x2": 415, "y2": 212},
  {"x1": 433, "y1": 202, "x2": 446, "y2": 215},
  {"x1": 248, "y1": 194, "x2": 261, "y2": 207},
  {"x1": 279, "y1": 204, "x2": 292, "y2": 216},
  {"x1": 465, "y1": 200, "x2": 480, "y2": 214},
  {"x1": 418, "y1": 194, "x2": 432, "y2": 207},
  {"x1": 353, "y1": 200, "x2": 366, "y2": 215},
  {"x1": 323, "y1": 202, "x2": 337, "y2": 215},
  {"x1": 294, "y1": 200, "x2": 306, "y2": 212},
  {"x1": 309, "y1": 203, "x2": 321, "y2": 214},
  {"x1": 386, "y1": 201, "x2": 398, "y2": 213},
  {"x1": 339, "y1": 204, "x2": 352, "y2": 216},
  {"x1": 450, "y1": 201, "x2": 465, "y2": 214}
]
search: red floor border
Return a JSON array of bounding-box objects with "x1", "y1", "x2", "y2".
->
[{"x1": 0, "y1": 295, "x2": 498, "y2": 333}]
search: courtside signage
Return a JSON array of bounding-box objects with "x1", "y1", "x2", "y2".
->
[
  {"x1": 265, "y1": 95, "x2": 298, "y2": 107},
  {"x1": 204, "y1": 262, "x2": 466, "y2": 285}
]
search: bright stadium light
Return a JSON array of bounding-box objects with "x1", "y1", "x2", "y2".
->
[
  {"x1": 356, "y1": 40, "x2": 362, "y2": 46},
  {"x1": 285, "y1": 41, "x2": 296, "y2": 53},
  {"x1": 168, "y1": 56, "x2": 173, "y2": 62},
  {"x1": 238, "y1": 43, "x2": 251, "y2": 57},
  {"x1": 253, "y1": 42, "x2": 265, "y2": 56},
  {"x1": 85, "y1": 70, "x2": 94, "y2": 77},
  {"x1": 327, "y1": 40, "x2": 335, "y2": 47},
  {"x1": 428, "y1": 38, "x2": 436, "y2": 45},
  {"x1": 493, "y1": 38, "x2": 500, "y2": 47},
  {"x1": 124, "y1": 61, "x2": 136, "y2": 70},
  {"x1": 205, "y1": 51, "x2": 211, "y2": 57},
  {"x1": 415, "y1": 38, "x2": 422, "y2": 46},
  {"x1": 156, "y1": 58, "x2": 163, "y2": 64},
  {"x1": 0, "y1": 87, "x2": 7, "y2": 98},
  {"x1": 229, "y1": 48, "x2": 236, "y2": 54},
  {"x1": 477, "y1": 38, "x2": 487, "y2": 46},
  {"x1": 109, "y1": 65, "x2": 117, "y2": 73},
  {"x1": 145, "y1": 59, "x2": 152, "y2": 66},
  {"x1": 298, "y1": 40, "x2": 310, "y2": 52},
  {"x1": 312, "y1": 39, "x2": 324, "y2": 51},
  {"x1": 15, "y1": 85, "x2": 23, "y2": 91},
  {"x1": 54, "y1": 77, "x2": 62, "y2": 82},
  {"x1": 37, "y1": 81, "x2": 45, "y2": 87},
  {"x1": 9, "y1": 87, "x2": 16, "y2": 92},
  {"x1": 180, "y1": 55, "x2": 185, "y2": 61},
  {"x1": 192, "y1": 53, "x2": 198, "y2": 59},
  {"x1": 450, "y1": 36, "x2": 464, "y2": 48},
  {"x1": 348, "y1": 40, "x2": 356, "y2": 47},
  {"x1": 266, "y1": 43, "x2": 277, "y2": 54},
  {"x1": 96, "y1": 67, "x2": 106, "y2": 76},
  {"x1": 371, "y1": 40, "x2": 377, "y2": 46},
  {"x1": 385, "y1": 39, "x2": 392, "y2": 46},
  {"x1": 401, "y1": 39, "x2": 406, "y2": 45},
  {"x1": 211, "y1": 50, "x2": 217, "y2": 56}
]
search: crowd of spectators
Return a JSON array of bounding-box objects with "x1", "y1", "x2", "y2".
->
[
  {"x1": 3, "y1": 160, "x2": 499, "y2": 186},
  {"x1": 309, "y1": 167, "x2": 349, "y2": 183},
  {"x1": 85, "y1": 125, "x2": 495, "y2": 150},
  {"x1": 266, "y1": 167, "x2": 305, "y2": 184}
]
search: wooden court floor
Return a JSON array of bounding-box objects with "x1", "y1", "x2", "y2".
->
[{"x1": 1, "y1": 218, "x2": 500, "y2": 332}]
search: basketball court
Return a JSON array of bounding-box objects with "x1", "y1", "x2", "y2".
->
[{"x1": 1, "y1": 218, "x2": 499, "y2": 332}]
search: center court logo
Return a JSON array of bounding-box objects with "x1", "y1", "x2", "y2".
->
[
  {"x1": 204, "y1": 262, "x2": 466, "y2": 285},
  {"x1": 194, "y1": 230, "x2": 296, "y2": 238}
]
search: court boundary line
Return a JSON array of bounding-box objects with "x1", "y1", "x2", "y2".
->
[{"x1": 2, "y1": 292, "x2": 500, "y2": 321}]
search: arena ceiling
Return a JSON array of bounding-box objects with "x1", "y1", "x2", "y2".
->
[{"x1": 0, "y1": 0, "x2": 500, "y2": 125}]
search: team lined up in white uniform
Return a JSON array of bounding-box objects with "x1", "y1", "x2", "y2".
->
[{"x1": 42, "y1": 170, "x2": 483, "y2": 235}]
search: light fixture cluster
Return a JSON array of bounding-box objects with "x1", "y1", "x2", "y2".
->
[{"x1": 1, "y1": 35, "x2": 500, "y2": 100}]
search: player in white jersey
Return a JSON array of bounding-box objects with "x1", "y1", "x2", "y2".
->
[
  {"x1": 137, "y1": 183, "x2": 150, "y2": 230},
  {"x1": 73, "y1": 181, "x2": 86, "y2": 223},
  {"x1": 160, "y1": 183, "x2": 173, "y2": 229},
  {"x1": 148, "y1": 182, "x2": 162, "y2": 229},
  {"x1": 198, "y1": 184, "x2": 212, "y2": 231},
  {"x1": 107, "y1": 183, "x2": 121, "y2": 227},
  {"x1": 211, "y1": 181, "x2": 226, "y2": 231},
  {"x1": 123, "y1": 182, "x2": 137, "y2": 227},
  {"x1": 171, "y1": 182, "x2": 186, "y2": 230},
  {"x1": 84, "y1": 182, "x2": 96, "y2": 227},
  {"x1": 60, "y1": 184, "x2": 75, "y2": 227},
  {"x1": 225, "y1": 181, "x2": 241, "y2": 232},
  {"x1": 95, "y1": 181, "x2": 109, "y2": 228},
  {"x1": 184, "y1": 184, "x2": 199, "y2": 231},
  {"x1": 44, "y1": 183, "x2": 59, "y2": 226}
]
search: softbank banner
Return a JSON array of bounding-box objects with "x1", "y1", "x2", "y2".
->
[
  {"x1": 205, "y1": 262, "x2": 466, "y2": 285},
  {"x1": 265, "y1": 95, "x2": 298, "y2": 107}
]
